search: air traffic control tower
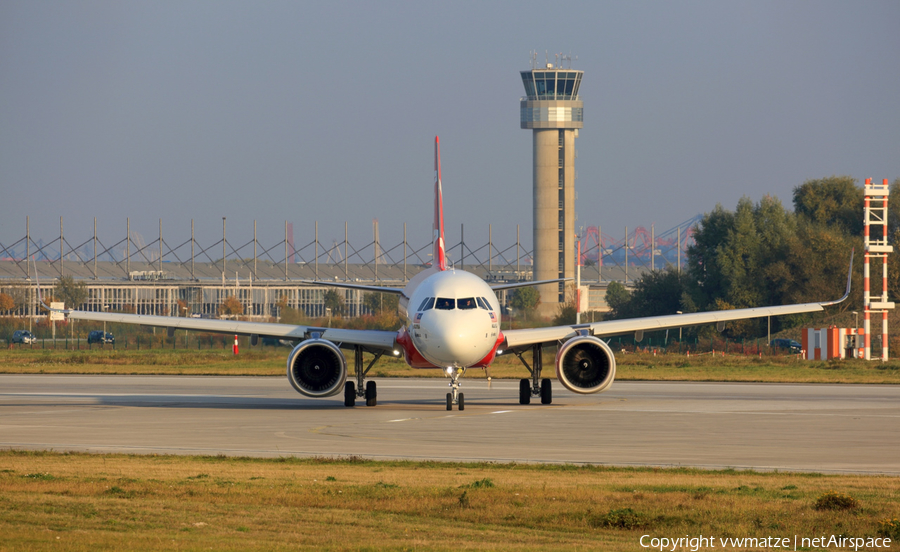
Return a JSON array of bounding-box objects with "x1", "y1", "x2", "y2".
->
[{"x1": 520, "y1": 63, "x2": 584, "y2": 317}]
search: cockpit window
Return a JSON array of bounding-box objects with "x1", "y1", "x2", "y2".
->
[
  {"x1": 476, "y1": 297, "x2": 490, "y2": 310},
  {"x1": 457, "y1": 297, "x2": 477, "y2": 310},
  {"x1": 435, "y1": 297, "x2": 455, "y2": 310},
  {"x1": 418, "y1": 297, "x2": 435, "y2": 311}
]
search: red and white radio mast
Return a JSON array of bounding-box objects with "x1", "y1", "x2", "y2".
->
[{"x1": 863, "y1": 178, "x2": 895, "y2": 361}]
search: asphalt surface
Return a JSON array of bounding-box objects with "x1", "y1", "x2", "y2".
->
[{"x1": 2, "y1": 375, "x2": 898, "y2": 474}]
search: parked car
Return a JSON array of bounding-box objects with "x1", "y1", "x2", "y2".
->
[
  {"x1": 770, "y1": 338, "x2": 801, "y2": 353},
  {"x1": 12, "y1": 330, "x2": 35, "y2": 344},
  {"x1": 87, "y1": 330, "x2": 115, "y2": 344}
]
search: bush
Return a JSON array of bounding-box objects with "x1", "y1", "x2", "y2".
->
[
  {"x1": 592, "y1": 508, "x2": 647, "y2": 529},
  {"x1": 814, "y1": 491, "x2": 858, "y2": 511},
  {"x1": 877, "y1": 518, "x2": 900, "y2": 540},
  {"x1": 460, "y1": 478, "x2": 494, "y2": 489}
]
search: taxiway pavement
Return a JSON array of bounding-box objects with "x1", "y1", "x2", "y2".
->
[{"x1": 2, "y1": 375, "x2": 898, "y2": 474}]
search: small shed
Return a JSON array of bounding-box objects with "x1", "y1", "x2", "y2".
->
[{"x1": 801, "y1": 327, "x2": 863, "y2": 360}]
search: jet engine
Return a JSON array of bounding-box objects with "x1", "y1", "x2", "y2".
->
[
  {"x1": 555, "y1": 335, "x2": 616, "y2": 394},
  {"x1": 286, "y1": 338, "x2": 347, "y2": 397}
]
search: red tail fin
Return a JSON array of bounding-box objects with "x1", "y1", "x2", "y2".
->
[{"x1": 433, "y1": 136, "x2": 447, "y2": 271}]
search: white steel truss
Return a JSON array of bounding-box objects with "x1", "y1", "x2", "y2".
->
[{"x1": 863, "y1": 178, "x2": 894, "y2": 361}]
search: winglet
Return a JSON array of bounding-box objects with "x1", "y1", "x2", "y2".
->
[
  {"x1": 819, "y1": 248, "x2": 854, "y2": 306},
  {"x1": 433, "y1": 136, "x2": 447, "y2": 271}
]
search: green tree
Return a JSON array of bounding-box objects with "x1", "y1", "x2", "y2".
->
[
  {"x1": 628, "y1": 269, "x2": 691, "y2": 318},
  {"x1": 508, "y1": 286, "x2": 540, "y2": 320},
  {"x1": 793, "y1": 176, "x2": 863, "y2": 235},
  {"x1": 754, "y1": 195, "x2": 798, "y2": 306},
  {"x1": 717, "y1": 196, "x2": 764, "y2": 307},
  {"x1": 604, "y1": 281, "x2": 631, "y2": 319},
  {"x1": 688, "y1": 195, "x2": 798, "y2": 313},
  {"x1": 686, "y1": 204, "x2": 736, "y2": 308},
  {"x1": 55, "y1": 275, "x2": 87, "y2": 309},
  {"x1": 324, "y1": 289, "x2": 345, "y2": 316}
]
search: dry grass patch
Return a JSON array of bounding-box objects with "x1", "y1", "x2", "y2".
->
[{"x1": 0, "y1": 451, "x2": 898, "y2": 550}]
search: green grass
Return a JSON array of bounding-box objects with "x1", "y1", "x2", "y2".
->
[
  {"x1": 0, "y1": 450, "x2": 897, "y2": 550},
  {"x1": 3, "y1": 346, "x2": 900, "y2": 384}
]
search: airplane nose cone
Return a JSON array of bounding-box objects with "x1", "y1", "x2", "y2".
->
[{"x1": 419, "y1": 311, "x2": 493, "y2": 367}]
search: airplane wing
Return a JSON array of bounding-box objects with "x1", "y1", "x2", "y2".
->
[
  {"x1": 503, "y1": 301, "x2": 829, "y2": 350},
  {"x1": 502, "y1": 252, "x2": 853, "y2": 351},
  {"x1": 61, "y1": 309, "x2": 398, "y2": 351}
]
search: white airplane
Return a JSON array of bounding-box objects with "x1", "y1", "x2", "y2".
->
[{"x1": 39, "y1": 137, "x2": 852, "y2": 410}]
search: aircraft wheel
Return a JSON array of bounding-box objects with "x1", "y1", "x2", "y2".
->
[
  {"x1": 458, "y1": 393, "x2": 464, "y2": 411},
  {"x1": 540, "y1": 378, "x2": 552, "y2": 405},
  {"x1": 344, "y1": 381, "x2": 356, "y2": 407},
  {"x1": 365, "y1": 380, "x2": 377, "y2": 407},
  {"x1": 446, "y1": 393, "x2": 452, "y2": 411},
  {"x1": 519, "y1": 379, "x2": 531, "y2": 405}
]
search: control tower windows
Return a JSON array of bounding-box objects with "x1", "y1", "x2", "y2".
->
[{"x1": 520, "y1": 70, "x2": 583, "y2": 101}]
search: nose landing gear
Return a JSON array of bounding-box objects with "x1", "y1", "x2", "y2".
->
[{"x1": 445, "y1": 367, "x2": 466, "y2": 411}]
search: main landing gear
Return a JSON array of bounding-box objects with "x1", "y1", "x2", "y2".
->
[
  {"x1": 514, "y1": 343, "x2": 552, "y2": 405},
  {"x1": 445, "y1": 367, "x2": 466, "y2": 411},
  {"x1": 344, "y1": 346, "x2": 382, "y2": 407}
]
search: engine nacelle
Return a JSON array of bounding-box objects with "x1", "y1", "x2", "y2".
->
[
  {"x1": 555, "y1": 335, "x2": 616, "y2": 394},
  {"x1": 286, "y1": 339, "x2": 347, "y2": 398}
]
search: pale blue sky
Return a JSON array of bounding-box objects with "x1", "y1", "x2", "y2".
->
[{"x1": 2, "y1": 1, "x2": 898, "y2": 255}]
